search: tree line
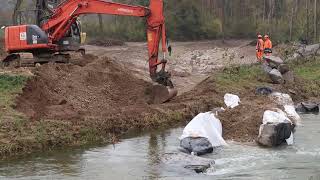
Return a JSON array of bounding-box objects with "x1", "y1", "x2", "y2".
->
[{"x1": 3, "y1": 0, "x2": 320, "y2": 43}]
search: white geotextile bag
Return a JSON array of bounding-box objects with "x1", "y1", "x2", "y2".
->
[
  {"x1": 224, "y1": 93, "x2": 240, "y2": 108},
  {"x1": 180, "y1": 112, "x2": 227, "y2": 147},
  {"x1": 262, "y1": 109, "x2": 292, "y2": 124}
]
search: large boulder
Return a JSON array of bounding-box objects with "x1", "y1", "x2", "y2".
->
[
  {"x1": 296, "y1": 102, "x2": 320, "y2": 113},
  {"x1": 257, "y1": 109, "x2": 295, "y2": 147},
  {"x1": 278, "y1": 64, "x2": 290, "y2": 74},
  {"x1": 297, "y1": 44, "x2": 320, "y2": 57},
  {"x1": 269, "y1": 69, "x2": 283, "y2": 84},
  {"x1": 264, "y1": 56, "x2": 284, "y2": 66},
  {"x1": 179, "y1": 112, "x2": 227, "y2": 155},
  {"x1": 282, "y1": 71, "x2": 295, "y2": 83},
  {"x1": 180, "y1": 137, "x2": 213, "y2": 156},
  {"x1": 258, "y1": 123, "x2": 294, "y2": 147}
]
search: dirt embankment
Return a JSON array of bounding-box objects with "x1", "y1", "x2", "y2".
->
[
  {"x1": 17, "y1": 58, "x2": 149, "y2": 120},
  {"x1": 14, "y1": 56, "x2": 306, "y2": 146}
]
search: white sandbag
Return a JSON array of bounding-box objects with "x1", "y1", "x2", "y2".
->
[
  {"x1": 224, "y1": 93, "x2": 240, "y2": 108},
  {"x1": 180, "y1": 112, "x2": 227, "y2": 147},
  {"x1": 262, "y1": 109, "x2": 292, "y2": 124},
  {"x1": 286, "y1": 132, "x2": 294, "y2": 145},
  {"x1": 284, "y1": 105, "x2": 302, "y2": 125},
  {"x1": 270, "y1": 92, "x2": 294, "y2": 106}
]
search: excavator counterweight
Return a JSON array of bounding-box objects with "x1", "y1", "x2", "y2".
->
[{"x1": 2, "y1": 0, "x2": 177, "y2": 103}]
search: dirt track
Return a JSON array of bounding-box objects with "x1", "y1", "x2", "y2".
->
[{"x1": 84, "y1": 40, "x2": 257, "y2": 93}]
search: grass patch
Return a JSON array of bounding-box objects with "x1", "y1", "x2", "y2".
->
[
  {"x1": 0, "y1": 75, "x2": 28, "y2": 117},
  {"x1": 291, "y1": 57, "x2": 320, "y2": 81},
  {"x1": 214, "y1": 65, "x2": 269, "y2": 92}
]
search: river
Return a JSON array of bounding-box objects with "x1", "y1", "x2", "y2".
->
[{"x1": 0, "y1": 114, "x2": 319, "y2": 180}]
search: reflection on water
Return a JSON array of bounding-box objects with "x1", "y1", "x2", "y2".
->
[{"x1": 0, "y1": 114, "x2": 319, "y2": 180}]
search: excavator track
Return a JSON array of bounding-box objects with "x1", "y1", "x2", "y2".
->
[{"x1": 1, "y1": 53, "x2": 71, "y2": 68}]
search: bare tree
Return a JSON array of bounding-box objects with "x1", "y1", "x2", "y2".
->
[
  {"x1": 306, "y1": 0, "x2": 310, "y2": 40},
  {"x1": 98, "y1": 14, "x2": 103, "y2": 34},
  {"x1": 315, "y1": 0, "x2": 318, "y2": 41},
  {"x1": 13, "y1": 0, "x2": 23, "y2": 25}
]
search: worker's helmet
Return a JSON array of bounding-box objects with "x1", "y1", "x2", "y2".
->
[
  {"x1": 264, "y1": 35, "x2": 269, "y2": 39},
  {"x1": 257, "y1": 35, "x2": 262, "y2": 39}
]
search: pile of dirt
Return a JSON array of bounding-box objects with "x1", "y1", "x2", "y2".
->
[
  {"x1": 15, "y1": 57, "x2": 155, "y2": 121},
  {"x1": 87, "y1": 39, "x2": 125, "y2": 47},
  {"x1": 218, "y1": 95, "x2": 278, "y2": 142}
]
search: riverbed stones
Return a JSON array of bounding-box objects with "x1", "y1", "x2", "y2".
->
[{"x1": 162, "y1": 153, "x2": 215, "y2": 174}]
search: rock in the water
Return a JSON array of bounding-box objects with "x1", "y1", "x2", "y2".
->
[
  {"x1": 257, "y1": 123, "x2": 294, "y2": 147},
  {"x1": 162, "y1": 152, "x2": 215, "y2": 174},
  {"x1": 269, "y1": 69, "x2": 283, "y2": 84},
  {"x1": 256, "y1": 87, "x2": 273, "y2": 95},
  {"x1": 185, "y1": 164, "x2": 211, "y2": 173},
  {"x1": 296, "y1": 102, "x2": 320, "y2": 113},
  {"x1": 180, "y1": 137, "x2": 213, "y2": 156}
]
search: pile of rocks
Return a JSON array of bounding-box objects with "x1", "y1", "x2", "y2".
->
[
  {"x1": 262, "y1": 56, "x2": 293, "y2": 84},
  {"x1": 288, "y1": 43, "x2": 320, "y2": 60}
]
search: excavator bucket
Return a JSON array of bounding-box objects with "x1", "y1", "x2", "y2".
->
[{"x1": 147, "y1": 84, "x2": 178, "y2": 104}]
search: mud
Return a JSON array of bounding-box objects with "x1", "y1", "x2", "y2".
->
[{"x1": 218, "y1": 96, "x2": 277, "y2": 142}]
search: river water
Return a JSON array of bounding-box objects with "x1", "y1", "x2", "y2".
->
[{"x1": 0, "y1": 114, "x2": 319, "y2": 180}]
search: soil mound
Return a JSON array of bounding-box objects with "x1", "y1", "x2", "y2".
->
[
  {"x1": 218, "y1": 95, "x2": 277, "y2": 142},
  {"x1": 16, "y1": 57, "x2": 154, "y2": 121}
]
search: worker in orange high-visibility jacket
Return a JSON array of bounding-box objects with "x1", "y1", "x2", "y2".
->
[
  {"x1": 264, "y1": 35, "x2": 272, "y2": 56},
  {"x1": 256, "y1": 34, "x2": 264, "y2": 62}
]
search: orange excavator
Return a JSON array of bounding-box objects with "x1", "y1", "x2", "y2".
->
[{"x1": 2, "y1": 0, "x2": 177, "y2": 103}]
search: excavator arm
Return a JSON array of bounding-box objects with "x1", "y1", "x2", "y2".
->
[{"x1": 42, "y1": 0, "x2": 172, "y2": 88}]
